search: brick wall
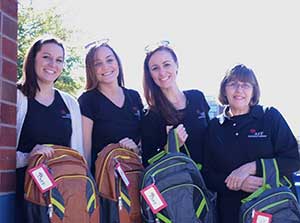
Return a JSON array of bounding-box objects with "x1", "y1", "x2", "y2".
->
[{"x1": 0, "y1": 0, "x2": 18, "y2": 222}]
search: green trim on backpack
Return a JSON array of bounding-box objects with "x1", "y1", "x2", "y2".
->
[
  {"x1": 241, "y1": 184, "x2": 271, "y2": 204},
  {"x1": 156, "y1": 213, "x2": 172, "y2": 223},
  {"x1": 148, "y1": 150, "x2": 167, "y2": 165},
  {"x1": 197, "y1": 163, "x2": 202, "y2": 171},
  {"x1": 272, "y1": 158, "x2": 280, "y2": 187},
  {"x1": 196, "y1": 197, "x2": 207, "y2": 218},
  {"x1": 261, "y1": 158, "x2": 267, "y2": 185},
  {"x1": 280, "y1": 176, "x2": 292, "y2": 188}
]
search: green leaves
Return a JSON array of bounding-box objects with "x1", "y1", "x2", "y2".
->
[{"x1": 18, "y1": 4, "x2": 83, "y2": 96}]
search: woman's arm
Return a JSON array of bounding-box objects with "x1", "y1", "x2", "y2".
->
[
  {"x1": 16, "y1": 151, "x2": 29, "y2": 168},
  {"x1": 82, "y1": 115, "x2": 93, "y2": 168},
  {"x1": 256, "y1": 107, "x2": 300, "y2": 176}
]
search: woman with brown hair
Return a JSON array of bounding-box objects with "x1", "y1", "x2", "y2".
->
[
  {"x1": 202, "y1": 64, "x2": 300, "y2": 223},
  {"x1": 141, "y1": 41, "x2": 210, "y2": 166},
  {"x1": 78, "y1": 40, "x2": 143, "y2": 174},
  {"x1": 16, "y1": 36, "x2": 83, "y2": 222}
]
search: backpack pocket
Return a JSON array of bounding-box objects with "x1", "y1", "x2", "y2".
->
[
  {"x1": 157, "y1": 183, "x2": 207, "y2": 222},
  {"x1": 49, "y1": 175, "x2": 98, "y2": 223}
]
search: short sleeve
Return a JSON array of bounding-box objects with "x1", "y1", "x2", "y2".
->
[{"x1": 78, "y1": 92, "x2": 94, "y2": 120}]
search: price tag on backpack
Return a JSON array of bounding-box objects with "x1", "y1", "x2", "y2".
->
[
  {"x1": 115, "y1": 163, "x2": 130, "y2": 187},
  {"x1": 140, "y1": 183, "x2": 167, "y2": 214},
  {"x1": 252, "y1": 210, "x2": 272, "y2": 223},
  {"x1": 28, "y1": 164, "x2": 56, "y2": 193}
]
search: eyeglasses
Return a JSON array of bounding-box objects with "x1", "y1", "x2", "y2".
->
[
  {"x1": 84, "y1": 38, "x2": 109, "y2": 49},
  {"x1": 144, "y1": 40, "x2": 170, "y2": 54},
  {"x1": 226, "y1": 81, "x2": 253, "y2": 90}
]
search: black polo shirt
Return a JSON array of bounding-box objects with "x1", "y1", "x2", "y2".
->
[
  {"x1": 202, "y1": 105, "x2": 300, "y2": 223},
  {"x1": 78, "y1": 88, "x2": 143, "y2": 174},
  {"x1": 141, "y1": 90, "x2": 210, "y2": 166}
]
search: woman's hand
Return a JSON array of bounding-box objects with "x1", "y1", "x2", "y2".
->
[
  {"x1": 30, "y1": 144, "x2": 54, "y2": 158},
  {"x1": 240, "y1": 176, "x2": 263, "y2": 193},
  {"x1": 225, "y1": 161, "x2": 256, "y2": 191},
  {"x1": 119, "y1": 138, "x2": 140, "y2": 153}
]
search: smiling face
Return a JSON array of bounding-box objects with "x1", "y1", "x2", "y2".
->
[
  {"x1": 34, "y1": 43, "x2": 64, "y2": 85},
  {"x1": 148, "y1": 49, "x2": 178, "y2": 90},
  {"x1": 225, "y1": 80, "x2": 253, "y2": 114},
  {"x1": 93, "y1": 46, "x2": 119, "y2": 87}
]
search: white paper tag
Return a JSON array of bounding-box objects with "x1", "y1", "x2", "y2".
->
[
  {"x1": 28, "y1": 164, "x2": 56, "y2": 193},
  {"x1": 252, "y1": 210, "x2": 272, "y2": 223},
  {"x1": 115, "y1": 163, "x2": 130, "y2": 187},
  {"x1": 140, "y1": 183, "x2": 167, "y2": 214}
]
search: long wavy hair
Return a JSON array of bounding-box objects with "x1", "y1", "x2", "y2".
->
[{"x1": 143, "y1": 46, "x2": 181, "y2": 125}]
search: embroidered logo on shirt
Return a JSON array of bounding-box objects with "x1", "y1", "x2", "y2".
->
[
  {"x1": 61, "y1": 110, "x2": 71, "y2": 119},
  {"x1": 248, "y1": 129, "x2": 267, "y2": 138},
  {"x1": 196, "y1": 109, "x2": 206, "y2": 119},
  {"x1": 132, "y1": 106, "x2": 141, "y2": 120}
]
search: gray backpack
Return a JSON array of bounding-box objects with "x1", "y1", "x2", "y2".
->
[
  {"x1": 239, "y1": 158, "x2": 300, "y2": 223},
  {"x1": 140, "y1": 129, "x2": 217, "y2": 223}
]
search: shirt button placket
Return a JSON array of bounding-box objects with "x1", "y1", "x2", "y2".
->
[{"x1": 233, "y1": 123, "x2": 238, "y2": 136}]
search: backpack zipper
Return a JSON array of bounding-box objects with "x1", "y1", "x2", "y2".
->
[{"x1": 259, "y1": 199, "x2": 289, "y2": 212}]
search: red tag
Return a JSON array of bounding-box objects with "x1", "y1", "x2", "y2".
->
[
  {"x1": 28, "y1": 164, "x2": 56, "y2": 193},
  {"x1": 252, "y1": 210, "x2": 272, "y2": 223},
  {"x1": 140, "y1": 184, "x2": 168, "y2": 214},
  {"x1": 115, "y1": 163, "x2": 130, "y2": 187}
]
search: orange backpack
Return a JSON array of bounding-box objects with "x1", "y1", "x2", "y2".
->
[
  {"x1": 24, "y1": 145, "x2": 100, "y2": 223},
  {"x1": 94, "y1": 143, "x2": 144, "y2": 223}
]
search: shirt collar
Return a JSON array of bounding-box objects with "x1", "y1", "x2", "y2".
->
[
  {"x1": 217, "y1": 106, "x2": 230, "y2": 125},
  {"x1": 217, "y1": 105, "x2": 264, "y2": 125}
]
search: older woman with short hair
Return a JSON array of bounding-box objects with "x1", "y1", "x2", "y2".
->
[{"x1": 202, "y1": 64, "x2": 300, "y2": 223}]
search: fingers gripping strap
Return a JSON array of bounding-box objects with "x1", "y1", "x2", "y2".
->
[{"x1": 261, "y1": 158, "x2": 280, "y2": 188}]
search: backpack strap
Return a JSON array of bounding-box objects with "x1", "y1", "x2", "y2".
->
[
  {"x1": 147, "y1": 129, "x2": 191, "y2": 165},
  {"x1": 261, "y1": 158, "x2": 280, "y2": 188},
  {"x1": 166, "y1": 128, "x2": 180, "y2": 153},
  {"x1": 166, "y1": 128, "x2": 191, "y2": 156}
]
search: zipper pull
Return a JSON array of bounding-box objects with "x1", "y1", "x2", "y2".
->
[
  {"x1": 118, "y1": 196, "x2": 123, "y2": 210},
  {"x1": 48, "y1": 204, "x2": 53, "y2": 218}
]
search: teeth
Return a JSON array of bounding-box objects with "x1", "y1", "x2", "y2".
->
[
  {"x1": 44, "y1": 69, "x2": 55, "y2": 74},
  {"x1": 102, "y1": 72, "x2": 113, "y2": 76},
  {"x1": 160, "y1": 76, "x2": 169, "y2": 81},
  {"x1": 234, "y1": 96, "x2": 243, "y2": 99}
]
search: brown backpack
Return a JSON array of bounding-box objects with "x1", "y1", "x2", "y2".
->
[
  {"x1": 94, "y1": 143, "x2": 144, "y2": 223},
  {"x1": 24, "y1": 145, "x2": 100, "y2": 223}
]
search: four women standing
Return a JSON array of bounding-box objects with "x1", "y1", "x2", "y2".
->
[{"x1": 15, "y1": 37, "x2": 300, "y2": 223}]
